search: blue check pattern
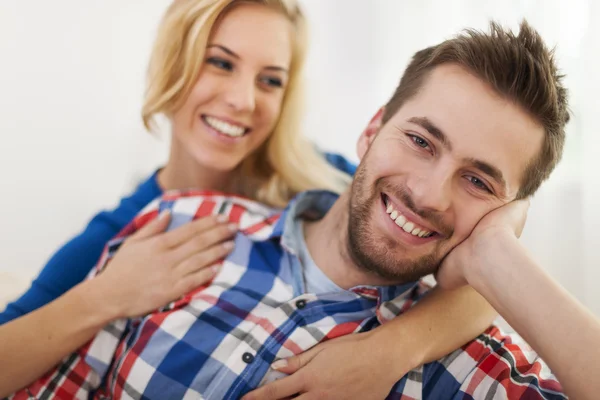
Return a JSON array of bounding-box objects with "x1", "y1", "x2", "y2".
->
[{"x1": 13, "y1": 190, "x2": 565, "y2": 400}]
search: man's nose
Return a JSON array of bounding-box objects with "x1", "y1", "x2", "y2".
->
[{"x1": 406, "y1": 168, "x2": 453, "y2": 213}]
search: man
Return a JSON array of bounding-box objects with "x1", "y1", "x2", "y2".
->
[{"x1": 13, "y1": 21, "x2": 573, "y2": 399}]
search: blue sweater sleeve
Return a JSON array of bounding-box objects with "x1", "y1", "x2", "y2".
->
[
  {"x1": 0, "y1": 155, "x2": 355, "y2": 325},
  {"x1": 0, "y1": 172, "x2": 162, "y2": 325},
  {"x1": 323, "y1": 152, "x2": 357, "y2": 176}
]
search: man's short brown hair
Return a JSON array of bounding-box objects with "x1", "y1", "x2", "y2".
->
[{"x1": 383, "y1": 21, "x2": 570, "y2": 198}]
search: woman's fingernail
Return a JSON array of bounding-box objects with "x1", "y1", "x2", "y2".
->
[
  {"x1": 271, "y1": 359, "x2": 287, "y2": 370},
  {"x1": 211, "y1": 264, "x2": 222, "y2": 274},
  {"x1": 217, "y1": 215, "x2": 228, "y2": 223},
  {"x1": 228, "y1": 223, "x2": 238, "y2": 232},
  {"x1": 223, "y1": 241, "x2": 234, "y2": 250},
  {"x1": 158, "y1": 209, "x2": 170, "y2": 220}
]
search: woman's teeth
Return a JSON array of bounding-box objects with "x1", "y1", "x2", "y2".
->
[
  {"x1": 204, "y1": 116, "x2": 246, "y2": 137},
  {"x1": 386, "y1": 202, "x2": 434, "y2": 238}
]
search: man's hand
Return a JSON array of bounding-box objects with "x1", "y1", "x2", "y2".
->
[
  {"x1": 436, "y1": 199, "x2": 530, "y2": 290},
  {"x1": 241, "y1": 331, "x2": 402, "y2": 400}
]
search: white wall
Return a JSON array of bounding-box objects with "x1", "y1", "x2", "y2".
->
[
  {"x1": 581, "y1": 0, "x2": 600, "y2": 316},
  {"x1": 0, "y1": 1, "x2": 170, "y2": 277},
  {"x1": 0, "y1": 1, "x2": 598, "y2": 314}
]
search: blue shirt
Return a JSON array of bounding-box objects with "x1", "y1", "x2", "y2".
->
[{"x1": 0, "y1": 153, "x2": 356, "y2": 324}]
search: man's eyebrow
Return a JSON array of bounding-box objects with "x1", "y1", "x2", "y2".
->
[
  {"x1": 207, "y1": 44, "x2": 289, "y2": 74},
  {"x1": 407, "y1": 116, "x2": 452, "y2": 151},
  {"x1": 464, "y1": 157, "x2": 507, "y2": 191}
]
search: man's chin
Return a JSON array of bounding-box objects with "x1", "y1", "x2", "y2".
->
[
  {"x1": 360, "y1": 255, "x2": 440, "y2": 284},
  {"x1": 348, "y1": 234, "x2": 440, "y2": 284}
]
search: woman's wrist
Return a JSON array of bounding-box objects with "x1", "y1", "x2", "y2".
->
[
  {"x1": 368, "y1": 322, "x2": 423, "y2": 380},
  {"x1": 71, "y1": 277, "x2": 125, "y2": 328}
]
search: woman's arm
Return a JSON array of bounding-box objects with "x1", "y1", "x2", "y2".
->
[
  {"x1": 243, "y1": 277, "x2": 497, "y2": 400},
  {"x1": 0, "y1": 278, "x2": 119, "y2": 398},
  {"x1": 0, "y1": 213, "x2": 235, "y2": 397},
  {"x1": 374, "y1": 284, "x2": 496, "y2": 368},
  {"x1": 0, "y1": 173, "x2": 162, "y2": 325},
  {"x1": 0, "y1": 218, "x2": 125, "y2": 325}
]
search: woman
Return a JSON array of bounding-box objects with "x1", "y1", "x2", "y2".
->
[{"x1": 0, "y1": 0, "x2": 496, "y2": 397}]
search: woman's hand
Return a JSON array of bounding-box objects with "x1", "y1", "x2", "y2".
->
[
  {"x1": 95, "y1": 210, "x2": 236, "y2": 319},
  {"x1": 0, "y1": 211, "x2": 237, "y2": 397},
  {"x1": 242, "y1": 330, "x2": 404, "y2": 400}
]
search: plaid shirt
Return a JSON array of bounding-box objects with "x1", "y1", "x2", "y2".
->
[{"x1": 12, "y1": 190, "x2": 565, "y2": 400}]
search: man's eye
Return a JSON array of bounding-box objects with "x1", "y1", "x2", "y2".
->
[
  {"x1": 206, "y1": 57, "x2": 233, "y2": 71},
  {"x1": 410, "y1": 135, "x2": 429, "y2": 148},
  {"x1": 467, "y1": 176, "x2": 492, "y2": 193}
]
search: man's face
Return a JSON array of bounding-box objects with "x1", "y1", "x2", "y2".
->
[{"x1": 349, "y1": 64, "x2": 544, "y2": 283}]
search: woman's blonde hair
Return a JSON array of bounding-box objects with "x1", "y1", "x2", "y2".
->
[{"x1": 142, "y1": 0, "x2": 351, "y2": 208}]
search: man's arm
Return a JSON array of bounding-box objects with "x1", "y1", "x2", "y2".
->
[
  {"x1": 438, "y1": 200, "x2": 600, "y2": 400},
  {"x1": 463, "y1": 231, "x2": 600, "y2": 399}
]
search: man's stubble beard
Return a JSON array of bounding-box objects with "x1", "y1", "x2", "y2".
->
[{"x1": 345, "y1": 162, "x2": 448, "y2": 284}]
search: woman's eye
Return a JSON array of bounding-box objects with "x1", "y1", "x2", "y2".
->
[
  {"x1": 467, "y1": 176, "x2": 492, "y2": 193},
  {"x1": 206, "y1": 57, "x2": 233, "y2": 71},
  {"x1": 410, "y1": 135, "x2": 429, "y2": 149},
  {"x1": 260, "y1": 76, "x2": 283, "y2": 88}
]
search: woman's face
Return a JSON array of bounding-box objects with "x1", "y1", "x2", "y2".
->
[{"x1": 170, "y1": 3, "x2": 293, "y2": 174}]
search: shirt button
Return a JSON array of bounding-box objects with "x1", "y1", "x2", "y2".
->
[
  {"x1": 242, "y1": 352, "x2": 255, "y2": 364},
  {"x1": 295, "y1": 299, "x2": 307, "y2": 309}
]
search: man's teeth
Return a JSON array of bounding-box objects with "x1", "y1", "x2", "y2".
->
[
  {"x1": 204, "y1": 116, "x2": 246, "y2": 137},
  {"x1": 385, "y1": 202, "x2": 434, "y2": 238}
]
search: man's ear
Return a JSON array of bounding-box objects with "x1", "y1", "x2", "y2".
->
[{"x1": 357, "y1": 107, "x2": 384, "y2": 160}]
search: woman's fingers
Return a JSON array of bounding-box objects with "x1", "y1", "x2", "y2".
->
[
  {"x1": 158, "y1": 214, "x2": 229, "y2": 249},
  {"x1": 178, "y1": 262, "x2": 225, "y2": 294},
  {"x1": 172, "y1": 223, "x2": 237, "y2": 263},
  {"x1": 176, "y1": 240, "x2": 235, "y2": 277},
  {"x1": 102, "y1": 213, "x2": 239, "y2": 316},
  {"x1": 128, "y1": 210, "x2": 172, "y2": 242}
]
